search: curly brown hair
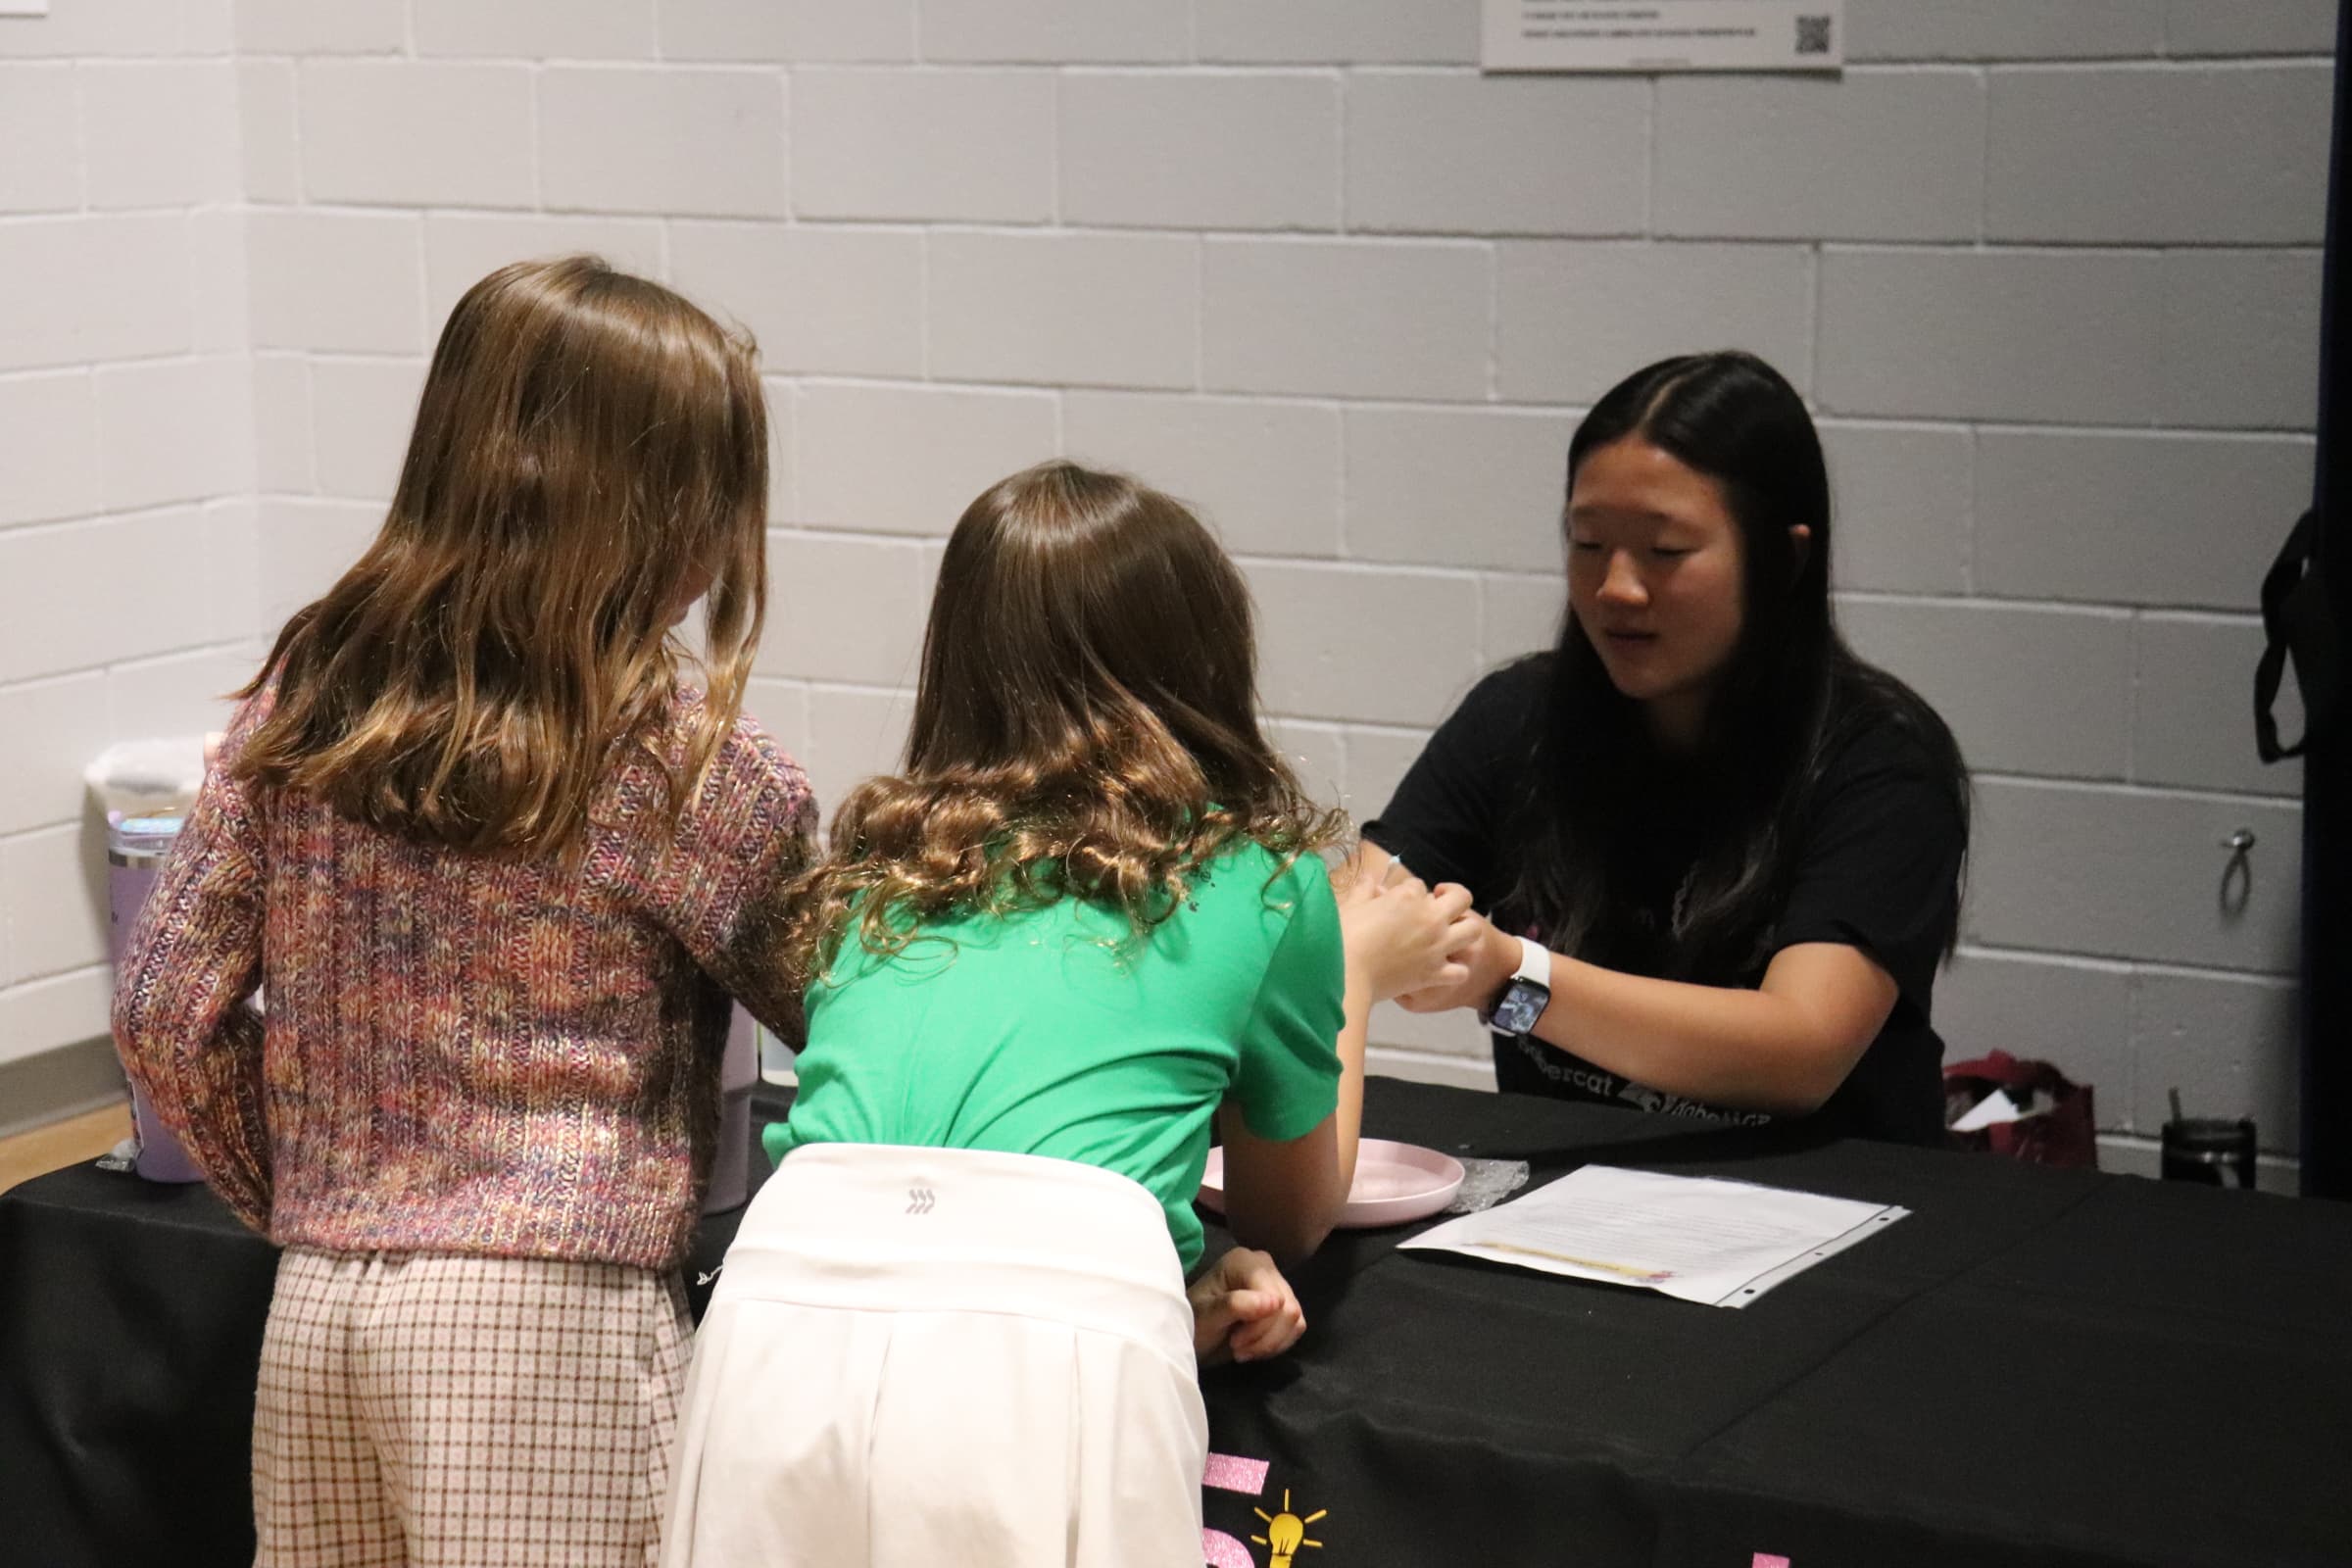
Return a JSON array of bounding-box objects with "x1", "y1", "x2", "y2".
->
[{"x1": 792, "y1": 461, "x2": 1348, "y2": 982}]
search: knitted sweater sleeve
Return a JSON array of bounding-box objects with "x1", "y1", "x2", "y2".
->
[
  {"x1": 111, "y1": 719, "x2": 272, "y2": 1230},
  {"x1": 640, "y1": 717, "x2": 819, "y2": 1046}
]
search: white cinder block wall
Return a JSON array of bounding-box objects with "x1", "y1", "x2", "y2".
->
[
  {"x1": 0, "y1": 0, "x2": 2329, "y2": 1178},
  {"x1": 0, "y1": 0, "x2": 256, "y2": 1126}
]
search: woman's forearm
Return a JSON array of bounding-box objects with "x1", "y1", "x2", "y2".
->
[
  {"x1": 1474, "y1": 923, "x2": 1890, "y2": 1115},
  {"x1": 1535, "y1": 958, "x2": 1846, "y2": 1114}
]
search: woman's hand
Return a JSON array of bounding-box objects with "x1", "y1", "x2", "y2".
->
[
  {"x1": 1397, "y1": 911, "x2": 1523, "y2": 1015},
  {"x1": 1333, "y1": 854, "x2": 1477, "y2": 1004},
  {"x1": 1189, "y1": 1247, "x2": 1307, "y2": 1365}
]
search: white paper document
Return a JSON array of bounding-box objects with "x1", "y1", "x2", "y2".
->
[
  {"x1": 1950, "y1": 1087, "x2": 2027, "y2": 1133},
  {"x1": 1399, "y1": 1165, "x2": 1905, "y2": 1308}
]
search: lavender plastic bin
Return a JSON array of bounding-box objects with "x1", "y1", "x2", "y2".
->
[{"x1": 106, "y1": 819, "x2": 207, "y2": 1184}]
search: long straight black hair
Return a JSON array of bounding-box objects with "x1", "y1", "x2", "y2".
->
[{"x1": 1505, "y1": 351, "x2": 1968, "y2": 981}]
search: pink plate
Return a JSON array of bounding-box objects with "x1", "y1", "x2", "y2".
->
[{"x1": 1198, "y1": 1139, "x2": 1466, "y2": 1230}]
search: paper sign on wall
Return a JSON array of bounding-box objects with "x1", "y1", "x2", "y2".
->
[
  {"x1": 0, "y1": 0, "x2": 51, "y2": 14},
  {"x1": 1484, "y1": 0, "x2": 1845, "y2": 73}
]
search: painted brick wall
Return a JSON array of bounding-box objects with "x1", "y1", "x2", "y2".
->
[{"x1": 0, "y1": 0, "x2": 252, "y2": 1100}]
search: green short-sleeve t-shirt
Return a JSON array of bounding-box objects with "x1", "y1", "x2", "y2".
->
[{"x1": 765, "y1": 842, "x2": 1346, "y2": 1272}]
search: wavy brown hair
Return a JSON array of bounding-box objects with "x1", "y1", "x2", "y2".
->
[
  {"x1": 232, "y1": 256, "x2": 769, "y2": 855},
  {"x1": 794, "y1": 461, "x2": 1346, "y2": 980}
]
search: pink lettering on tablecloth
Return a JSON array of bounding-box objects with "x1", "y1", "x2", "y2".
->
[
  {"x1": 1202, "y1": 1451, "x2": 1270, "y2": 1495},
  {"x1": 1201, "y1": 1532, "x2": 1257, "y2": 1568},
  {"x1": 1202, "y1": 1451, "x2": 1272, "y2": 1567}
]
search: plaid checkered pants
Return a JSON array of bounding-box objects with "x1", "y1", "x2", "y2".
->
[{"x1": 253, "y1": 1247, "x2": 691, "y2": 1567}]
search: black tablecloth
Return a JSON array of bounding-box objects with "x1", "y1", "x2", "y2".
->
[{"x1": 5, "y1": 1078, "x2": 2349, "y2": 1568}]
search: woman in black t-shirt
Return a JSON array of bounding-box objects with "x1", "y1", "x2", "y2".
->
[{"x1": 1360, "y1": 352, "x2": 1970, "y2": 1144}]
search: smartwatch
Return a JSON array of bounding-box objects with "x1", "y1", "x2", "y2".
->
[{"x1": 1482, "y1": 936, "x2": 1552, "y2": 1038}]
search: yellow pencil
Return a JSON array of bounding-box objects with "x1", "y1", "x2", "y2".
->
[{"x1": 1470, "y1": 1240, "x2": 1673, "y2": 1282}]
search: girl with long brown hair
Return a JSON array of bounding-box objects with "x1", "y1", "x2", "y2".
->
[
  {"x1": 113, "y1": 257, "x2": 817, "y2": 1566},
  {"x1": 662, "y1": 462, "x2": 1473, "y2": 1568}
]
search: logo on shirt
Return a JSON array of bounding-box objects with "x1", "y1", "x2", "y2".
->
[
  {"x1": 905, "y1": 1188, "x2": 935, "y2": 1214},
  {"x1": 1508, "y1": 1035, "x2": 1771, "y2": 1127}
]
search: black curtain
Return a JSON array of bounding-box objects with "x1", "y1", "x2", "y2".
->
[{"x1": 2300, "y1": 0, "x2": 2351, "y2": 1199}]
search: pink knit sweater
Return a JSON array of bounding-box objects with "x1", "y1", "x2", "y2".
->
[{"x1": 112, "y1": 688, "x2": 816, "y2": 1271}]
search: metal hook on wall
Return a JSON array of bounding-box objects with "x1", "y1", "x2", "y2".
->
[{"x1": 2219, "y1": 828, "x2": 2256, "y2": 917}]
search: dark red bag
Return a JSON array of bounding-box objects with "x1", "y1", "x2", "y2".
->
[{"x1": 1943, "y1": 1050, "x2": 2098, "y2": 1168}]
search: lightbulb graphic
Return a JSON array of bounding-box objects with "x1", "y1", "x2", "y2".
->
[{"x1": 1250, "y1": 1488, "x2": 1327, "y2": 1568}]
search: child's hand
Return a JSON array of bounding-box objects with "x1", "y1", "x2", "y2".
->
[
  {"x1": 1397, "y1": 909, "x2": 1521, "y2": 1014},
  {"x1": 1334, "y1": 853, "x2": 1476, "y2": 1004},
  {"x1": 1189, "y1": 1247, "x2": 1306, "y2": 1365}
]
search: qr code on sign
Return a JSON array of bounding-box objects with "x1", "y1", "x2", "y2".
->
[{"x1": 1795, "y1": 14, "x2": 1833, "y2": 55}]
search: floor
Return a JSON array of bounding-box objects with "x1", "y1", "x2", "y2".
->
[{"x1": 0, "y1": 1098, "x2": 129, "y2": 1198}]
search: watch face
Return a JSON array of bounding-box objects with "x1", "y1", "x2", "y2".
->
[{"x1": 1492, "y1": 982, "x2": 1545, "y2": 1037}]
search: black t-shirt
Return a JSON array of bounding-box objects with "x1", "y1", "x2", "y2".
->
[{"x1": 1364, "y1": 656, "x2": 1963, "y2": 1146}]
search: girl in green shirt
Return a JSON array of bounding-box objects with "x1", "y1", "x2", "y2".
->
[{"x1": 662, "y1": 462, "x2": 1471, "y2": 1568}]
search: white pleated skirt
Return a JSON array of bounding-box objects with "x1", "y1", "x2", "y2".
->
[{"x1": 662, "y1": 1143, "x2": 1208, "y2": 1568}]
